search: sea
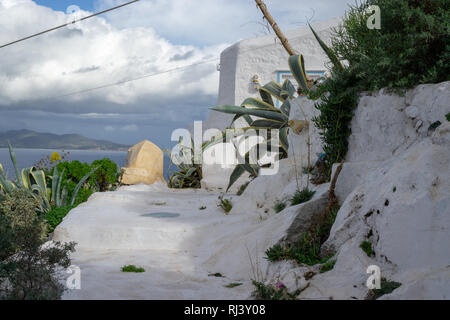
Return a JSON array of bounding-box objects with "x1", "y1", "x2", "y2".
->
[{"x1": 0, "y1": 148, "x2": 172, "y2": 180}]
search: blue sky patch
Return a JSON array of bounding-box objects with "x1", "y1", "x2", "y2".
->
[{"x1": 34, "y1": 0, "x2": 94, "y2": 12}]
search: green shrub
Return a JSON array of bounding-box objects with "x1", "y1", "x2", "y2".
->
[
  {"x1": 45, "y1": 205, "x2": 76, "y2": 233},
  {"x1": 313, "y1": 0, "x2": 450, "y2": 177},
  {"x1": 0, "y1": 190, "x2": 76, "y2": 300},
  {"x1": 91, "y1": 158, "x2": 119, "y2": 192},
  {"x1": 360, "y1": 241, "x2": 375, "y2": 257},
  {"x1": 290, "y1": 188, "x2": 316, "y2": 206},
  {"x1": 274, "y1": 201, "x2": 286, "y2": 213},
  {"x1": 446, "y1": 113, "x2": 450, "y2": 121},
  {"x1": 56, "y1": 158, "x2": 119, "y2": 194},
  {"x1": 121, "y1": 265, "x2": 145, "y2": 273}
]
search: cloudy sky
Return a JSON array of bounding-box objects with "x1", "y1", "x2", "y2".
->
[{"x1": 0, "y1": 0, "x2": 353, "y2": 148}]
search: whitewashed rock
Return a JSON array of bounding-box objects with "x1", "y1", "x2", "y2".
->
[
  {"x1": 347, "y1": 81, "x2": 450, "y2": 162},
  {"x1": 405, "y1": 105, "x2": 419, "y2": 119}
]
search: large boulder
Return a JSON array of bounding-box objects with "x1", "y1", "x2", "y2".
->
[{"x1": 121, "y1": 140, "x2": 165, "y2": 185}]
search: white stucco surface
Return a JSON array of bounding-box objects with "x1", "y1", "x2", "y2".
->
[{"x1": 54, "y1": 181, "x2": 327, "y2": 299}]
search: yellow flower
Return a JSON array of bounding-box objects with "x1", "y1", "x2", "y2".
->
[{"x1": 50, "y1": 152, "x2": 62, "y2": 162}]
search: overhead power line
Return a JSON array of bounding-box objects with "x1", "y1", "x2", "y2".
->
[
  {"x1": 40, "y1": 58, "x2": 220, "y2": 102},
  {"x1": 18, "y1": 31, "x2": 314, "y2": 103},
  {"x1": 0, "y1": 0, "x2": 140, "y2": 49}
]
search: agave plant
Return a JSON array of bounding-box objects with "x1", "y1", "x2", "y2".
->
[
  {"x1": 210, "y1": 55, "x2": 310, "y2": 191},
  {"x1": 0, "y1": 143, "x2": 51, "y2": 213},
  {"x1": 50, "y1": 165, "x2": 99, "y2": 207},
  {"x1": 167, "y1": 138, "x2": 203, "y2": 189},
  {"x1": 209, "y1": 23, "x2": 345, "y2": 191},
  {"x1": 0, "y1": 143, "x2": 98, "y2": 213}
]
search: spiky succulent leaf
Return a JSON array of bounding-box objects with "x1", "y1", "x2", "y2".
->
[
  {"x1": 260, "y1": 81, "x2": 284, "y2": 102},
  {"x1": 280, "y1": 99, "x2": 291, "y2": 118},
  {"x1": 241, "y1": 97, "x2": 275, "y2": 110},
  {"x1": 282, "y1": 79, "x2": 296, "y2": 98},
  {"x1": 70, "y1": 166, "x2": 99, "y2": 206},
  {"x1": 56, "y1": 168, "x2": 65, "y2": 207},
  {"x1": 30, "y1": 169, "x2": 48, "y2": 199},
  {"x1": 309, "y1": 24, "x2": 344, "y2": 71},
  {"x1": 250, "y1": 119, "x2": 284, "y2": 129},
  {"x1": 226, "y1": 164, "x2": 246, "y2": 192},
  {"x1": 8, "y1": 142, "x2": 23, "y2": 187},
  {"x1": 211, "y1": 105, "x2": 287, "y2": 123},
  {"x1": 289, "y1": 54, "x2": 309, "y2": 94},
  {"x1": 279, "y1": 127, "x2": 289, "y2": 154},
  {"x1": 258, "y1": 88, "x2": 274, "y2": 106}
]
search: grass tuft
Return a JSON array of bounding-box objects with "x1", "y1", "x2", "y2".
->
[
  {"x1": 121, "y1": 265, "x2": 145, "y2": 273},
  {"x1": 360, "y1": 241, "x2": 375, "y2": 257},
  {"x1": 218, "y1": 196, "x2": 232, "y2": 214},
  {"x1": 290, "y1": 188, "x2": 316, "y2": 206},
  {"x1": 320, "y1": 259, "x2": 336, "y2": 273},
  {"x1": 274, "y1": 201, "x2": 287, "y2": 213}
]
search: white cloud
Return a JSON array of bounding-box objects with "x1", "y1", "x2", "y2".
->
[
  {"x1": 0, "y1": 0, "x2": 226, "y2": 108},
  {"x1": 94, "y1": 0, "x2": 353, "y2": 45}
]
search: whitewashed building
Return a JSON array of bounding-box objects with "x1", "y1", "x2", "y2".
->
[
  {"x1": 201, "y1": 18, "x2": 341, "y2": 191},
  {"x1": 204, "y1": 17, "x2": 341, "y2": 131}
]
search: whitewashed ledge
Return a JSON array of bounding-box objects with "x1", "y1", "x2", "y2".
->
[{"x1": 53, "y1": 182, "x2": 322, "y2": 300}]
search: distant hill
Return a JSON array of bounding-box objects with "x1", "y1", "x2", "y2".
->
[{"x1": 0, "y1": 130, "x2": 130, "y2": 151}]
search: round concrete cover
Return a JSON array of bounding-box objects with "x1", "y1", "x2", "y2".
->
[{"x1": 141, "y1": 212, "x2": 180, "y2": 218}]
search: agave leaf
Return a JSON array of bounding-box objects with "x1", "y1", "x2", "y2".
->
[
  {"x1": 56, "y1": 168, "x2": 65, "y2": 207},
  {"x1": 30, "y1": 184, "x2": 51, "y2": 213},
  {"x1": 0, "y1": 172, "x2": 15, "y2": 194},
  {"x1": 226, "y1": 164, "x2": 246, "y2": 192},
  {"x1": 21, "y1": 167, "x2": 35, "y2": 189},
  {"x1": 184, "y1": 167, "x2": 197, "y2": 178},
  {"x1": 280, "y1": 99, "x2": 291, "y2": 118},
  {"x1": 8, "y1": 142, "x2": 23, "y2": 187},
  {"x1": 309, "y1": 24, "x2": 344, "y2": 71},
  {"x1": 279, "y1": 127, "x2": 289, "y2": 153},
  {"x1": 282, "y1": 79, "x2": 296, "y2": 98},
  {"x1": 30, "y1": 169, "x2": 48, "y2": 199},
  {"x1": 61, "y1": 185, "x2": 68, "y2": 207},
  {"x1": 241, "y1": 97, "x2": 275, "y2": 110},
  {"x1": 250, "y1": 119, "x2": 284, "y2": 129},
  {"x1": 231, "y1": 113, "x2": 253, "y2": 127},
  {"x1": 258, "y1": 88, "x2": 274, "y2": 107},
  {"x1": 260, "y1": 81, "x2": 284, "y2": 102},
  {"x1": 70, "y1": 166, "x2": 99, "y2": 206},
  {"x1": 289, "y1": 54, "x2": 310, "y2": 94},
  {"x1": 51, "y1": 166, "x2": 59, "y2": 204},
  {"x1": 211, "y1": 105, "x2": 287, "y2": 123}
]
